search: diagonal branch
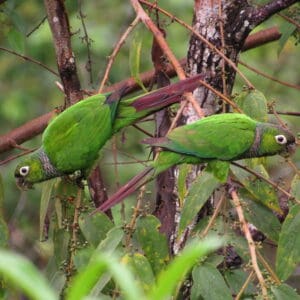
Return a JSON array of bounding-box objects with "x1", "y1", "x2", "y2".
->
[
  {"x1": 0, "y1": 47, "x2": 59, "y2": 76},
  {"x1": 230, "y1": 188, "x2": 268, "y2": 298},
  {"x1": 249, "y1": 0, "x2": 299, "y2": 27},
  {"x1": 130, "y1": 0, "x2": 205, "y2": 118}
]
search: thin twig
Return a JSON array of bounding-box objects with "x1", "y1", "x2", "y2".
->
[
  {"x1": 26, "y1": 15, "x2": 48, "y2": 37},
  {"x1": 230, "y1": 189, "x2": 268, "y2": 297},
  {"x1": 201, "y1": 191, "x2": 226, "y2": 237},
  {"x1": 257, "y1": 251, "x2": 281, "y2": 284},
  {"x1": 275, "y1": 111, "x2": 300, "y2": 116},
  {"x1": 104, "y1": 160, "x2": 150, "y2": 166},
  {"x1": 272, "y1": 107, "x2": 289, "y2": 128},
  {"x1": 98, "y1": 16, "x2": 140, "y2": 93},
  {"x1": 232, "y1": 161, "x2": 295, "y2": 200},
  {"x1": 132, "y1": 124, "x2": 154, "y2": 137},
  {"x1": 139, "y1": 0, "x2": 254, "y2": 89},
  {"x1": 278, "y1": 12, "x2": 300, "y2": 30},
  {"x1": 239, "y1": 61, "x2": 300, "y2": 91},
  {"x1": 102, "y1": 146, "x2": 149, "y2": 166},
  {"x1": 78, "y1": 0, "x2": 93, "y2": 84},
  {"x1": 67, "y1": 188, "x2": 82, "y2": 281},
  {"x1": 130, "y1": 0, "x2": 205, "y2": 118},
  {"x1": 197, "y1": 78, "x2": 242, "y2": 112},
  {"x1": 218, "y1": 0, "x2": 228, "y2": 100},
  {"x1": 0, "y1": 47, "x2": 59, "y2": 76},
  {"x1": 235, "y1": 270, "x2": 255, "y2": 300},
  {"x1": 0, "y1": 148, "x2": 37, "y2": 166},
  {"x1": 287, "y1": 159, "x2": 300, "y2": 175},
  {"x1": 125, "y1": 185, "x2": 145, "y2": 248}
]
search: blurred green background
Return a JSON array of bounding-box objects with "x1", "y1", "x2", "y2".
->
[{"x1": 0, "y1": 0, "x2": 299, "y2": 265}]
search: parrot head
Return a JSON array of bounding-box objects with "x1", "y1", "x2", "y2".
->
[
  {"x1": 256, "y1": 123, "x2": 296, "y2": 158},
  {"x1": 14, "y1": 148, "x2": 60, "y2": 190},
  {"x1": 15, "y1": 156, "x2": 44, "y2": 190}
]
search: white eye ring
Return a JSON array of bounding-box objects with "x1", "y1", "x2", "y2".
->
[
  {"x1": 275, "y1": 135, "x2": 287, "y2": 145},
  {"x1": 19, "y1": 166, "x2": 30, "y2": 176}
]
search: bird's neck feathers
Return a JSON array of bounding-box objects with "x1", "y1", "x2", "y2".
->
[
  {"x1": 247, "y1": 123, "x2": 281, "y2": 158},
  {"x1": 246, "y1": 125, "x2": 264, "y2": 158},
  {"x1": 35, "y1": 148, "x2": 61, "y2": 180}
]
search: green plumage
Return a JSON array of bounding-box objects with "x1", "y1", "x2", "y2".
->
[
  {"x1": 43, "y1": 94, "x2": 114, "y2": 174},
  {"x1": 97, "y1": 113, "x2": 296, "y2": 212},
  {"x1": 14, "y1": 75, "x2": 202, "y2": 188},
  {"x1": 150, "y1": 114, "x2": 257, "y2": 160}
]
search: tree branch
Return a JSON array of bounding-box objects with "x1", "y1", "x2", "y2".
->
[
  {"x1": 43, "y1": 0, "x2": 83, "y2": 105},
  {"x1": 0, "y1": 26, "x2": 290, "y2": 155},
  {"x1": 249, "y1": 0, "x2": 298, "y2": 27},
  {"x1": 130, "y1": 0, "x2": 205, "y2": 118}
]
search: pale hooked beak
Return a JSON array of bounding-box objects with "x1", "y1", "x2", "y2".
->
[{"x1": 15, "y1": 176, "x2": 34, "y2": 190}]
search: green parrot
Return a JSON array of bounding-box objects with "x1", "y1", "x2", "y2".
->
[
  {"x1": 95, "y1": 113, "x2": 296, "y2": 212},
  {"x1": 14, "y1": 75, "x2": 204, "y2": 189}
]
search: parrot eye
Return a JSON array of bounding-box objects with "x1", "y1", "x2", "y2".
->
[
  {"x1": 19, "y1": 166, "x2": 30, "y2": 176},
  {"x1": 275, "y1": 135, "x2": 287, "y2": 145}
]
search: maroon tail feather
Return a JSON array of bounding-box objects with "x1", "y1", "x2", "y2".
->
[
  {"x1": 91, "y1": 167, "x2": 154, "y2": 214},
  {"x1": 131, "y1": 74, "x2": 204, "y2": 111}
]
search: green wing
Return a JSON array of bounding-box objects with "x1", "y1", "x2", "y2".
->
[
  {"x1": 43, "y1": 94, "x2": 112, "y2": 173},
  {"x1": 156, "y1": 114, "x2": 257, "y2": 161}
]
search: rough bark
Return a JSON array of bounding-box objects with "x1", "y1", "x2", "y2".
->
[
  {"x1": 185, "y1": 1, "x2": 252, "y2": 118},
  {"x1": 44, "y1": 0, "x2": 83, "y2": 106}
]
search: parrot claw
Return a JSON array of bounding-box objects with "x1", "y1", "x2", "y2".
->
[{"x1": 64, "y1": 170, "x2": 86, "y2": 189}]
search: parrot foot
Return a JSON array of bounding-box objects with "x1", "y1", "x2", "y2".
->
[{"x1": 65, "y1": 170, "x2": 86, "y2": 189}]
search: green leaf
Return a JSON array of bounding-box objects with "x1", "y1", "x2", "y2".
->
[
  {"x1": 291, "y1": 174, "x2": 300, "y2": 200},
  {"x1": 0, "y1": 219, "x2": 9, "y2": 249},
  {"x1": 129, "y1": 26, "x2": 148, "y2": 92},
  {"x1": 276, "y1": 204, "x2": 300, "y2": 280},
  {"x1": 240, "y1": 193, "x2": 281, "y2": 242},
  {"x1": 148, "y1": 237, "x2": 224, "y2": 300},
  {"x1": 40, "y1": 180, "x2": 56, "y2": 241},
  {"x1": 53, "y1": 228, "x2": 70, "y2": 267},
  {"x1": 206, "y1": 160, "x2": 230, "y2": 182},
  {"x1": 94, "y1": 226, "x2": 124, "y2": 253},
  {"x1": 73, "y1": 227, "x2": 124, "y2": 292},
  {"x1": 224, "y1": 269, "x2": 255, "y2": 297},
  {"x1": 79, "y1": 212, "x2": 114, "y2": 247},
  {"x1": 231, "y1": 164, "x2": 282, "y2": 214},
  {"x1": 179, "y1": 171, "x2": 219, "y2": 235},
  {"x1": 234, "y1": 89, "x2": 268, "y2": 122},
  {"x1": 66, "y1": 252, "x2": 145, "y2": 300},
  {"x1": 0, "y1": 249, "x2": 57, "y2": 300},
  {"x1": 44, "y1": 260, "x2": 65, "y2": 297},
  {"x1": 122, "y1": 253, "x2": 155, "y2": 293},
  {"x1": 271, "y1": 283, "x2": 300, "y2": 300},
  {"x1": 191, "y1": 263, "x2": 232, "y2": 300},
  {"x1": 177, "y1": 164, "x2": 190, "y2": 204},
  {"x1": 7, "y1": 28, "x2": 25, "y2": 53},
  {"x1": 278, "y1": 22, "x2": 297, "y2": 56},
  {"x1": 52, "y1": 179, "x2": 79, "y2": 230},
  {"x1": 134, "y1": 215, "x2": 169, "y2": 275}
]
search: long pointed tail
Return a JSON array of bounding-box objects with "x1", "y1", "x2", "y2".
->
[
  {"x1": 131, "y1": 74, "x2": 204, "y2": 112},
  {"x1": 91, "y1": 166, "x2": 154, "y2": 214}
]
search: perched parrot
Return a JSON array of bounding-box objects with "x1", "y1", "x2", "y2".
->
[
  {"x1": 14, "y1": 75, "x2": 204, "y2": 189},
  {"x1": 95, "y1": 113, "x2": 296, "y2": 213}
]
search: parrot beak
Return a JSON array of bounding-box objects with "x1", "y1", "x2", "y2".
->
[
  {"x1": 287, "y1": 143, "x2": 297, "y2": 155},
  {"x1": 15, "y1": 176, "x2": 33, "y2": 190},
  {"x1": 280, "y1": 141, "x2": 297, "y2": 158}
]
